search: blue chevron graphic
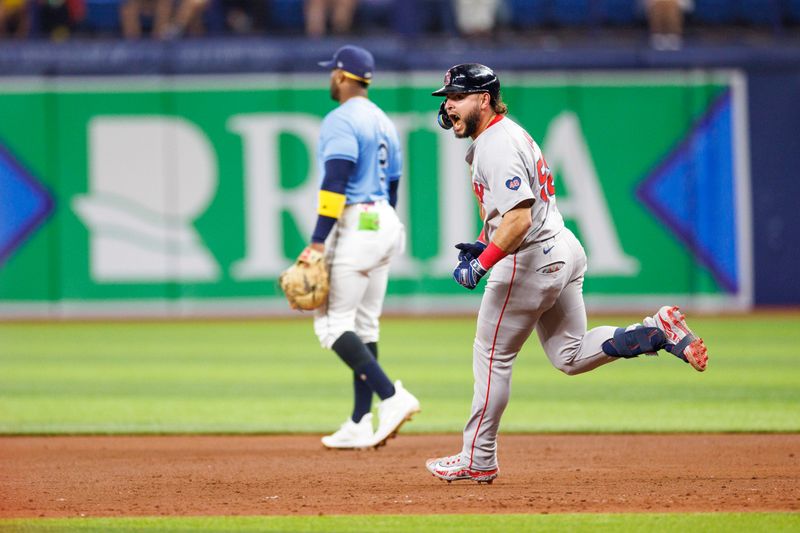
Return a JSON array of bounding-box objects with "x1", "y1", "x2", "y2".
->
[
  {"x1": 0, "y1": 143, "x2": 53, "y2": 265},
  {"x1": 636, "y1": 91, "x2": 738, "y2": 293}
]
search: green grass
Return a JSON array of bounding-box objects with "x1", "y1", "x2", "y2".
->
[
  {"x1": 0, "y1": 315, "x2": 799, "y2": 433},
  {"x1": 1, "y1": 513, "x2": 799, "y2": 532},
  {"x1": 2, "y1": 316, "x2": 798, "y2": 531}
]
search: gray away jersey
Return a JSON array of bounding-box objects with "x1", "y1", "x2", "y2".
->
[{"x1": 465, "y1": 115, "x2": 564, "y2": 247}]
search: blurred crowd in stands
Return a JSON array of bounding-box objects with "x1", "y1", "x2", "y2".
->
[{"x1": 0, "y1": 0, "x2": 797, "y2": 50}]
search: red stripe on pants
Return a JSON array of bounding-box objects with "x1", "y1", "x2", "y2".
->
[{"x1": 468, "y1": 254, "x2": 517, "y2": 469}]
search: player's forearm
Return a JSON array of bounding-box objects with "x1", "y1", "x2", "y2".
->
[
  {"x1": 492, "y1": 205, "x2": 532, "y2": 253},
  {"x1": 310, "y1": 158, "x2": 355, "y2": 244},
  {"x1": 473, "y1": 204, "x2": 532, "y2": 271}
]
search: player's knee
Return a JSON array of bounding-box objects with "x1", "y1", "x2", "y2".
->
[
  {"x1": 330, "y1": 331, "x2": 374, "y2": 371},
  {"x1": 553, "y1": 361, "x2": 581, "y2": 376},
  {"x1": 355, "y1": 323, "x2": 379, "y2": 345},
  {"x1": 317, "y1": 328, "x2": 348, "y2": 350},
  {"x1": 548, "y1": 343, "x2": 582, "y2": 375},
  {"x1": 315, "y1": 317, "x2": 356, "y2": 349},
  {"x1": 356, "y1": 332, "x2": 378, "y2": 345}
]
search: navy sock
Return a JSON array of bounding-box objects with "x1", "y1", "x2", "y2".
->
[
  {"x1": 602, "y1": 326, "x2": 667, "y2": 358},
  {"x1": 355, "y1": 360, "x2": 395, "y2": 401},
  {"x1": 351, "y1": 342, "x2": 377, "y2": 422}
]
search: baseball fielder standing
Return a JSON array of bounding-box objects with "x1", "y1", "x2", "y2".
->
[
  {"x1": 299, "y1": 45, "x2": 420, "y2": 449},
  {"x1": 425, "y1": 64, "x2": 709, "y2": 484}
]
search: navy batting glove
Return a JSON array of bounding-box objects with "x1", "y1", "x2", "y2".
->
[
  {"x1": 455, "y1": 240, "x2": 487, "y2": 262},
  {"x1": 453, "y1": 257, "x2": 488, "y2": 290}
]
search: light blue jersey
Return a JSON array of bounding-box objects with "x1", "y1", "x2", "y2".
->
[{"x1": 318, "y1": 96, "x2": 402, "y2": 204}]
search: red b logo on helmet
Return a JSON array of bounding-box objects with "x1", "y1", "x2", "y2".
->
[{"x1": 444, "y1": 71, "x2": 451, "y2": 86}]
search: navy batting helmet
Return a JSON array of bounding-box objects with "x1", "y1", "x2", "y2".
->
[{"x1": 431, "y1": 63, "x2": 500, "y2": 99}]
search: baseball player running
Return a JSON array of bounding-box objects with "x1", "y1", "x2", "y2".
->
[
  {"x1": 425, "y1": 63, "x2": 708, "y2": 484},
  {"x1": 301, "y1": 45, "x2": 420, "y2": 449}
]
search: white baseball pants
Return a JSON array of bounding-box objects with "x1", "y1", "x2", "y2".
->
[{"x1": 314, "y1": 201, "x2": 404, "y2": 349}]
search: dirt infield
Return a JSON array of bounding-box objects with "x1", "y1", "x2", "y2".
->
[{"x1": 1, "y1": 434, "x2": 798, "y2": 517}]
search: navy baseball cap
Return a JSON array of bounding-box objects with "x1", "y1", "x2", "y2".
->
[{"x1": 318, "y1": 45, "x2": 374, "y2": 84}]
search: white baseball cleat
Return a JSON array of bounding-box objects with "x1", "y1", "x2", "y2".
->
[
  {"x1": 321, "y1": 413, "x2": 374, "y2": 449},
  {"x1": 425, "y1": 453, "x2": 498, "y2": 484},
  {"x1": 371, "y1": 381, "x2": 420, "y2": 448},
  {"x1": 645, "y1": 305, "x2": 708, "y2": 372}
]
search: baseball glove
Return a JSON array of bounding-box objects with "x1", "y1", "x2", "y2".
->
[{"x1": 279, "y1": 247, "x2": 329, "y2": 311}]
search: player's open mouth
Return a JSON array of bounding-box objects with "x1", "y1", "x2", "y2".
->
[{"x1": 450, "y1": 113, "x2": 460, "y2": 126}]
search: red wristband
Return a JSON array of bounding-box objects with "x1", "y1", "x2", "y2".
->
[{"x1": 477, "y1": 242, "x2": 507, "y2": 270}]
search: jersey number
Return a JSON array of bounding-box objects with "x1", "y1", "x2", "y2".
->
[
  {"x1": 378, "y1": 142, "x2": 389, "y2": 170},
  {"x1": 536, "y1": 157, "x2": 555, "y2": 203}
]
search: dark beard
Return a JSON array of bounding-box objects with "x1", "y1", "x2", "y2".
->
[{"x1": 456, "y1": 108, "x2": 480, "y2": 138}]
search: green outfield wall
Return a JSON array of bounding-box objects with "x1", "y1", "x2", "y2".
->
[{"x1": 0, "y1": 71, "x2": 751, "y2": 317}]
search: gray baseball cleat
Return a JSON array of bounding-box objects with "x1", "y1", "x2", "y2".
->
[
  {"x1": 426, "y1": 453, "x2": 498, "y2": 484},
  {"x1": 371, "y1": 381, "x2": 420, "y2": 448},
  {"x1": 645, "y1": 305, "x2": 708, "y2": 372}
]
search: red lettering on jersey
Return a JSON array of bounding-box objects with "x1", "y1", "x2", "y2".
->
[
  {"x1": 473, "y1": 182, "x2": 485, "y2": 204},
  {"x1": 535, "y1": 155, "x2": 555, "y2": 203},
  {"x1": 522, "y1": 130, "x2": 535, "y2": 149}
]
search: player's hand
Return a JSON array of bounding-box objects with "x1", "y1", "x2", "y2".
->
[
  {"x1": 453, "y1": 257, "x2": 487, "y2": 290},
  {"x1": 455, "y1": 240, "x2": 487, "y2": 262},
  {"x1": 298, "y1": 243, "x2": 324, "y2": 264}
]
